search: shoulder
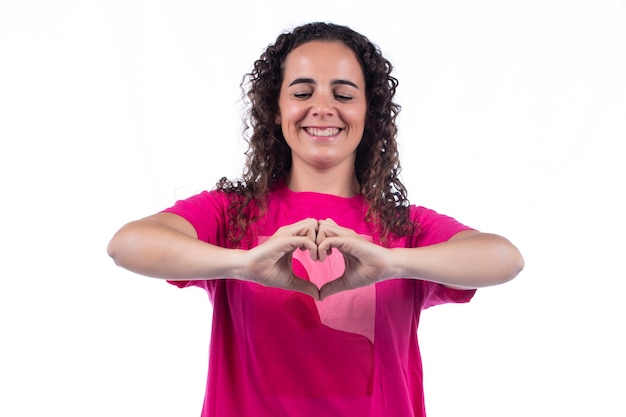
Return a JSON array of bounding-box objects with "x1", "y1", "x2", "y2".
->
[
  {"x1": 164, "y1": 189, "x2": 230, "y2": 215},
  {"x1": 161, "y1": 189, "x2": 232, "y2": 243},
  {"x1": 408, "y1": 205, "x2": 474, "y2": 247}
]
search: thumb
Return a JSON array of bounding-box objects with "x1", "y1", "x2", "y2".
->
[
  {"x1": 318, "y1": 275, "x2": 350, "y2": 301},
  {"x1": 290, "y1": 273, "x2": 321, "y2": 301}
]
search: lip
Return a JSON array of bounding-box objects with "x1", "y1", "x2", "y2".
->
[{"x1": 303, "y1": 126, "x2": 343, "y2": 140}]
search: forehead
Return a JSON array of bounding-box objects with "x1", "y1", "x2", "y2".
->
[{"x1": 282, "y1": 40, "x2": 364, "y2": 81}]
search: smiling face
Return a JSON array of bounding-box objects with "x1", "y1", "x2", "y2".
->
[{"x1": 277, "y1": 40, "x2": 367, "y2": 181}]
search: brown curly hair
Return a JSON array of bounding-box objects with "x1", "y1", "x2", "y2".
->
[{"x1": 217, "y1": 22, "x2": 415, "y2": 247}]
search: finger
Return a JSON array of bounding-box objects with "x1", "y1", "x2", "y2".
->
[
  {"x1": 277, "y1": 218, "x2": 318, "y2": 238},
  {"x1": 284, "y1": 236, "x2": 318, "y2": 253},
  {"x1": 315, "y1": 226, "x2": 338, "y2": 250},
  {"x1": 317, "y1": 236, "x2": 350, "y2": 260},
  {"x1": 309, "y1": 246, "x2": 319, "y2": 262},
  {"x1": 316, "y1": 246, "x2": 327, "y2": 262},
  {"x1": 315, "y1": 223, "x2": 327, "y2": 246},
  {"x1": 318, "y1": 275, "x2": 350, "y2": 301},
  {"x1": 317, "y1": 219, "x2": 352, "y2": 241},
  {"x1": 315, "y1": 218, "x2": 338, "y2": 243},
  {"x1": 268, "y1": 236, "x2": 317, "y2": 263},
  {"x1": 301, "y1": 217, "x2": 319, "y2": 239},
  {"x1": 317, "y1": 234, "x2": 355, "y2": 262},
  {"x1": 306, "y1": 221, "x2": 317, "y2": 242},
  {"x1": 307, "y1": 220, "x2": 319, "y2": 260},
  {"x1": 289, "y1": 274, "x2": 321, "y2": 300},
  {"x1": 297, "y1": 220, "x2": 319, "y2": 261}
]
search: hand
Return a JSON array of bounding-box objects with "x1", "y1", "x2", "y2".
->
[
  {"x1": 242, "y1": 218, "x2": 321, "y2": 299},
  {"x1": 316, "y1": 219, "x2": 395, "y2": 300}
]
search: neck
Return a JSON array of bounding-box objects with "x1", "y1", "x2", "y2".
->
[{"x1": 285, "y1": 166, "x2": 360, "y2": 198}]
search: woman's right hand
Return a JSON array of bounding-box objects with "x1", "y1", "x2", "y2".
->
[
  {"x1": 241, "y1": 218, "x2": 321, "y2": 299},
  {"x1": 109, "y1": 214, "x2": 321, "y2": 299}
]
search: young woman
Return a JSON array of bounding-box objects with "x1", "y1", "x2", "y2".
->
[{"x1": 108, "y1": 22, "x2": 524, "y2": 417}]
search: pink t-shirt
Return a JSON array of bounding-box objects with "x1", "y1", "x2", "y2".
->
[{"x1": 164, "y1": 182, "x2": 476, "y2": 417}]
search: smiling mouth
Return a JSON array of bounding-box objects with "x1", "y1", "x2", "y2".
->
[{"x1": 304, "y1": 127, "x2": 341, "y2": 137}]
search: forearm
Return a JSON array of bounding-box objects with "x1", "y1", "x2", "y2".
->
[
  {"x1": 107, "y1": 216, "x2": 245, "y2": 280},
  {"x1": 389, "y1": 232, "x2": 524, "y2": 288}
]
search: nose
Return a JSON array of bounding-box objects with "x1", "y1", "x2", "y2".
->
[{"x1": 311, "y1": 93, "x2": 335, "y2": 118}]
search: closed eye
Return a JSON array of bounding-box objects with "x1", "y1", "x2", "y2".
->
[
  {"x1": 293, "y1": 92, "x2": 312, "y2": 99},
  {"x1": 334, "y1": 94, "x2": 353, "y2": 102}
]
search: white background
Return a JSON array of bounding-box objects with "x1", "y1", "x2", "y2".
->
[{"x1": 1, "y1": 1, "x2": 625, "y2": 416}]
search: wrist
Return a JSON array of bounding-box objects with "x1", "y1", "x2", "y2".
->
[{"x1": 387, "y1": 247, "x2": 422, "y2": 279}]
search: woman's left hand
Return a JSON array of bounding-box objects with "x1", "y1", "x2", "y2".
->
[{"x1": 315, "y1": 218, "x2": 395, "y2": 300}]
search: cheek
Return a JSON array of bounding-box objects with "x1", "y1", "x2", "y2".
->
[
  {"x1": 343, "y1": 107, "x2": 367, "y2": 129},
  {"x1": 281, "y1": 107, "x2": 308, "y2": 128}
]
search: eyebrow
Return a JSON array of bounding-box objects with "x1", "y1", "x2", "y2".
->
[{"x1": 287, "y1": 77, "x2": 359, "y2": 89}]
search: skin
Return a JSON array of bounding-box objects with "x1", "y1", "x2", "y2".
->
[
  {"x1": 277, "y1": 41, "x2": 366, "y2": 197},
  {"x1": 107, "y1": 40, "x2": 524, "y2": 301}
]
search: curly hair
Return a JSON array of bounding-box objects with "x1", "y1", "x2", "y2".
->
[{"x1": 217, "y1": 22, "x2": 415, "y2": 247}]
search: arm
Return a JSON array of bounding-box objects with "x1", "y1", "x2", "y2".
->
[
  {"x1": 389, "y1": 229, "x2": 525, "y2": 289},
  {"x1": 107, "y1": 212, "x2": 321, "y2": 298},
  {"x1": 107, "y1": 212, "x2": 245, "y2": 280},
  {"x1": 316, "y1": 220, "x2": 524, "y2": 299}
]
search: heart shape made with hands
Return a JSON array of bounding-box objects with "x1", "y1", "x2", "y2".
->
[
  {"x1": 253, "y1": 218, "x2": 386, "y2": 301},
  {"x1": 295, "y1": 220, "x2": 382, "y2": 300},
  {"x1": 292, "y1": 244, "x2": 346, "y2": 288},
  {"x1": 292, "y1": 219, "x2": 354, "y2": 299}
]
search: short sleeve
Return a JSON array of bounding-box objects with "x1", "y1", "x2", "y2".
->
[
  {"x1": 162, "y1": 190, "x2": 229, "y2": 245},
  {"x1": 420, "y1": 281, "x2": 476, "y2": 309},
  {"x1": 409, "y1": 206, "x2": 477, "y2": 309},
  {"x1": 161, "y1": 190, "x2": 230, "y2": 293},
  {"x1": 409, "y1": 206, "x2": 474, "y2": 247}
]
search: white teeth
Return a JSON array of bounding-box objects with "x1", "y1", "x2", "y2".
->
[{"x1": 305, "y1": 127, "x2": 340, "y2": 137}]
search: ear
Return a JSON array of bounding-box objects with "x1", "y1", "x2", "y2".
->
[{"x1": 275, "y1": 114, "x2": 281, "y2": 124}]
